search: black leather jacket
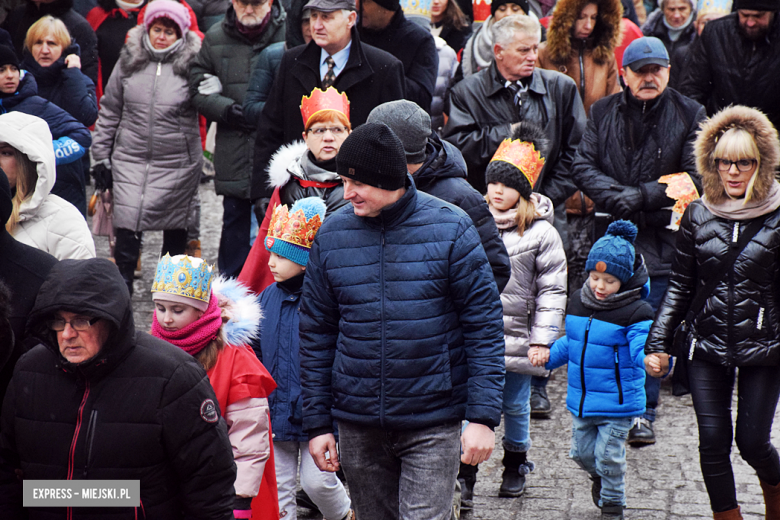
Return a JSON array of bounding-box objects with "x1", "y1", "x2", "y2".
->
[
  {"x1": 442, "y1": 63, "x2": 586, "y2": 204},
  {"x1": 646, "y1": 201, "x2": 780, "y2": 367}
]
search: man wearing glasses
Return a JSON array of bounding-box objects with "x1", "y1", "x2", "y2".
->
[
  {"x1": 190, "y1": 0, "x2": 285, "y2": 278},
  {"x1": 250, "y1": 0, "x2": 406, "y2": 204},
  {"x1": 571, "y1": 36, "x2": 706, "y2": 447},
  {"x1": 0, "y1": 258, "x2": 237, "y2": 519}
]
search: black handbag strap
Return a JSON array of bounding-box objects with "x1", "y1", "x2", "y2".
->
[{"x1": 683, "y1": 214, "x2": 770, "y2": 323}]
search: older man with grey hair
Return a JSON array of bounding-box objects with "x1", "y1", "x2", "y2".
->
[{"x1": 442, "y1": 14, "x2": 586, "y2": 205}]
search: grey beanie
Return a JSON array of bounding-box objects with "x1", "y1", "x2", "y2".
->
[{"x1": 367, "y1": 100, "x2": 432, "y2": 165}]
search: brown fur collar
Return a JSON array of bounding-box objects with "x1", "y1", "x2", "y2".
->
[
  {"x1": 120, "y1": 25, "x2": 201, "y2": 77},
  {"x1": 696, "y1": 106, "x2": 780, "y2": 204},
  {"x1": 545, "y1": 0, "x2": 623, "y2": 65}
]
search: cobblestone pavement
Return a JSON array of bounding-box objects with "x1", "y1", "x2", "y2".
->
[{"x1": 90, "y1": 183, "x2": 778, "y2": 520}]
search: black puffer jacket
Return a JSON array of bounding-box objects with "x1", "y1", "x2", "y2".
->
[
  {"x1": 442, "y1": 63, "x2": 586, "y2": 202},
  {"x1": 571, "y1": 87, "x2": 706, "y2": 277},
  {"x1": 413, "y1": 134, "x2": 511, "y2": 292},
  {"x1": 0, "y1": 259, "x2": 236, "y2": 519},
  {"x1": 646, "y1": 106, "x2": 780, "y2": 367},
  {"x1": 679, "y1": 13, "x2": 780, "y2": 132}
]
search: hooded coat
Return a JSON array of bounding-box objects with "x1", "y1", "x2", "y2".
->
[
  {"x1": 494, "y1": 193, "x2": 567, "y2": 376},
  {"x1": 21, "y1": 43, "x2": 98, "y2": 127},
  {"x1": 189, "y1": 4, "x2": 286, "y2": 200},
  {"x1": 537, "y1": 0, "x2": 623, "y2": 115},
  {"x1": 92, "y1": 26, "x2": 203, "y2": 232},
  {"x1": 679, "y1": 13, "x2": 780, "y2": 134},
  {"x1": 646, "y1": 106, "x2": 780, "y2": 367},
  {"x1": 0, "y1": 258, "x2": 237, "y2": 519},
  {"x1": 0, "y1": 113, "x2": 95, "y2": 260},
  {"x1": 2, "y1": 0, "x2": 98, "y2": 84},
  {"x1": 0, "y1": 72, "x2": 92, "y2": 216},
  {"x1": 571, "y1": 87, "x2": 706, "y2": 277}
]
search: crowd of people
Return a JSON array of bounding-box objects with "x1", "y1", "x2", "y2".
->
[{"x1": 0, "y1": 0, "x2": 776, "y2": 517}]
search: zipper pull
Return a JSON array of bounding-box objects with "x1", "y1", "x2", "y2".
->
[
  {"x1": 156, "y1": 62, "x2": 161, "y2": 76},
  {"x1": 657, "y1": 148, "x2": 661, "y2": 159},
  {"x1": 732, "y1": 222, "x2": 740, "y2": 244},
  {"x1": 758, "y1": 307, "x2": 765, "y2": 330},
  {"x1": 688, "y1": 338, "x2": 697, "y2": 360}
]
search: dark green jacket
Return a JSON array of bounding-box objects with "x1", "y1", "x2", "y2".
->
[{"x1": 190, "y1": 4, "x2": 285, "y2": 199}]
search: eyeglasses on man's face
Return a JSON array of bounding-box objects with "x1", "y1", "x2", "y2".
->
[
  {"x1": 48, "y1": 316, "x2": 101, "y2": 332},
  {"x1": 715, "y1": 158, "x2": 756, "y2": 172}
]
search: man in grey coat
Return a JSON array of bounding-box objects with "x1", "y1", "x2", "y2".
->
[{"x1": 189, "y1": 0, "x2": 285, "y2": 277}]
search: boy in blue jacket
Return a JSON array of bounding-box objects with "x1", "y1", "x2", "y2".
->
[
  {"x1": 529, "y1": 221, "x2": 653, "y2": 520},
  {"x1": 252, "y1": 197, "x2": 353, "y2": 520}
]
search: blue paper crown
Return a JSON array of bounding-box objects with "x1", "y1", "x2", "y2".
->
[
  {"x1": 151, "y1": 254, "x2": 214, "y2": 305},
  {"x1": 697, "y1": 0, "x2": 732, "y2": 15},
  {"x1": 402, "y1": 0, "x2": 432, "y2": 19}
]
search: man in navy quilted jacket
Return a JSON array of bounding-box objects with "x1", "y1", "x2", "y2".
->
[{"x1": 299, "y1": 122, "x2": 505, "y2": 520}]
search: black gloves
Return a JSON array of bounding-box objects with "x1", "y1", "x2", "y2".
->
[
  {"x1": 225, "y1": 104, "x2": 253, "y2": 131},
  {"x1": 253, "y1": 198, "x2": 270, "y2": 224},
  {"x1": 92, "y1": 162, "x2": 112, "y2": 191},
  {"x1": 609, "y1": 185, "x2": 644, "y2": 219}
]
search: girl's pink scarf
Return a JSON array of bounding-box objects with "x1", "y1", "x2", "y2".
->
[{"x1": 151, "y1": 291, "x2": 222, "y2": 356}]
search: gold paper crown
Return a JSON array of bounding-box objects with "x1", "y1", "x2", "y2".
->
[
  {"x1": 490, "y1": 139, "x2": 546, "y2": 189},
  {"x1": 151, "y1": 254, "x2": 214, "y2": 305},
  {"x1": 266, "y1": 204, "x2": 324, "y2": 251},
  {"x1": 300, "y1": 87, "x2": 350, "y2": 129}
]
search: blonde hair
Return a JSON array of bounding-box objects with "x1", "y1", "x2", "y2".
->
[
  {"x1": 713, "y1": 127, "x2": 760, "y2": 203},
  {"x1": 25, "y1": 16, "x2": 71, "y2": 53},
  {"x1": 5, "y1": 148, "x2": 38, "y2": 233}
]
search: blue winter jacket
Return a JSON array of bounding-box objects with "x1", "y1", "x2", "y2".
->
[
  {"x1": 546, "y1": 264, "x2": 653, "y2": 418},
  {"x1": 0, "y1": 72, "x2": 91, "y2": 216},
  {"x1": 253, "y1": 279, "x2": 307, "y2": 442},
  {"x1": 299, "y1": 176, "x2": 505, "y2": 436}
]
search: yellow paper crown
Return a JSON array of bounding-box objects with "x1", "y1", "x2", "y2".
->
[
  {"x1": 490, "y1": 139, "x2": 546, "y2": 189},
  {"x1": 151, "y1": 254, "x2": 214, "y2": 305},
  {"x1": 300, "y1": 87, "x2": 350, "y2": 129}
]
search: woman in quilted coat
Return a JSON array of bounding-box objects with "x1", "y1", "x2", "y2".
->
[
  {"x1": 91, "y1": 0, "x2": 202, "y2": 294},
  {"x1": 645, "y1": 106, "x2": 780, "y2": 520},
  {"x1": 457, "y1": 122, "x2": 567, "y2": 509}
]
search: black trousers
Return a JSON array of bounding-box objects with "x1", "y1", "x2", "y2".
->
[
  {"x1": 689, "y1": 357, "x2": 780, "y2": 512},
  {"x1": 115, "y1": 228, "x2": 187, "y2": 294}
]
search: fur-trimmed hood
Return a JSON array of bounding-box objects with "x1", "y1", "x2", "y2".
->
[
  {"x1": 545, "y1": 0, "x2": 623, "y2": 65},
  {"x1": 120, "y1": 25, "x2": 201, "y2": 77},
  {"x1": 266, "y1": 140, "x2": 307, "y2": 188},
  {"x1": 212, "y1": 276, "x2": 262, "y2": 347},
  {"x1": 696, "y1": 105, "x2": 780, "y2": 204}
]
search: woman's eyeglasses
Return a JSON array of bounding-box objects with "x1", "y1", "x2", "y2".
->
[{"x1": 715, "y1": 158, "x2": 756, "y2": 172}]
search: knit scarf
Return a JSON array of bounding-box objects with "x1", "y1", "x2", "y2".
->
[
  {"x1": 142, "y1": 32, "x2": 184, "y2": 61},
  {"x1": 663, "y1": 11, "x2": 693, "y2": 42},
  {"x1": 151, "y1": 291, "x2": 223, "y2": 356},
  {"x1": 581, "y1": 279, "x2": 643, "y2": 311},
  {"x1": 489, "y1": 204, "x2": 517, "y2": 230},
  {"x1": 235, "y1": 10, "x2": 271, "y2": 41},
  {"x1": 461, "y1": 16, "x2": 494, "y2": 76},
  {"x1": 702, "y1": 180, "x2": 780, "y2": 221}
]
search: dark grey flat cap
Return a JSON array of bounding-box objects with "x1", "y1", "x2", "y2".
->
[{"x1": 303, "y1": 0, "x2": 356, "y2": 11}]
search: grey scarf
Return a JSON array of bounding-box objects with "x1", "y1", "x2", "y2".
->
[
  {"x1": 702, "y1": 180, "x2": 780, "y2": 221},
  {"x1": 142, "y1": 32, "x2": 184, "y2": 62},
  {"x1": 581, "y1": 279, "x2": 644, "y2": 311},
  {"x1": 461, "y1": 17, "x2": 495, "y2": 77}
]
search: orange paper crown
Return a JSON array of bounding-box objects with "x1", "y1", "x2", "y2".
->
[
  {"x1": 266, "y1": 204, "x2": 324, "y2": 251},
  {"x1": 300, "y1": 87, "x2": 350, "y2": 129},
  {"x1": 490, "y1": 139, "x2": 546, "y2": 189}
]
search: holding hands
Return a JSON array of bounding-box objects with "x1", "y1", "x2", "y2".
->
[
  {"x1": 528, "y1": 345, "x2": 549, "y2": 367},
  {"x1": 644, "y1": 353, "x2": 670, "y2": 378}
]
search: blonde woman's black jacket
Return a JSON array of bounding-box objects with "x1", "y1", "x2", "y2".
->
[
  {"x1": 0, "y1": 259, "x2": 236, "y2": 519},
  {"x1": 645, "y1": 200, "x2": 780, "y2": 366}
]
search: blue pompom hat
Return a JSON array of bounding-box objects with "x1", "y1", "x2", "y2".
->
[
  {"x1": 585, "y1": 220, "x2": 638, "y2": 284},
  {"x1": 265, "y1": 197, "x2": 327, "y2": 266}
]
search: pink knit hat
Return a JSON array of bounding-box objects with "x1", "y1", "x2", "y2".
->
[{"x1": 144, "y1": 0, "x2": 191, "y2": 35}]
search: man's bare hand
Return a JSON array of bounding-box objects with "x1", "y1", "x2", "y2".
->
[
  {"x1": 309, "y1": 433, "x2": 340, "y2": 472},
  {"x1": 461, "y1": 422, "x2": 495, "y2": 466}
]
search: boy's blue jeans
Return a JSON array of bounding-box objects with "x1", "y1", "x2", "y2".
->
[
  {"x1": 503, "y1": 371, "x2": 532, "y2": 452},
  {"x1": 570, "y1": 415, "x2": 632, "y2": 507}
]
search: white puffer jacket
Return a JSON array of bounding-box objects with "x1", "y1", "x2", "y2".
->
[
  {"x1": 492, "y1": 193, "x2": 567, "y2": 376},
  {"x1": 0, "y1": 112, "x2": 95, "y2": 260}
]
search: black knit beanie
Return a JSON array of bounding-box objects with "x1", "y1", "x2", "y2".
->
[
  {"x1": 485, "y1": 122, "x2": 549, "y2": 199},
  {"x1": 734, "y1": 0, "x2": 779, "y2": 10},
  {"x1": 370, "y1": 0, "x2": 401, "y2": 11},
  {"x1": 337, "y1": 123, "x2": 408, "y2": 191},
  {"x1": 0, "y1": 46, "x2": 18, "y2": 69},
  {"x1": 491, "y1": 0, "x2": 530, "y2": 16},
  {"x1": 0, "y1": 167, "x2": 13, "y2": 225}
]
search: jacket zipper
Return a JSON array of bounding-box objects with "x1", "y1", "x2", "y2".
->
[
  {"x1": 83, "y1": 410, "x2": 98, "y2": 478},
  {"x1": 727, "y1": 222, "x2": 739, "y2": 364},
  {"x1": 135, "y1": 61, "x2": 162, "y2": 230},
  {"x1": 578, "y1": 45, "x2": 585, "y2": 101},
  {"x1": 66, "y1": 380, "x2": 90, "y2": 520},
  {"x1": 612, "y1": 346, "x2": 623, "y2": 405},
  {"x1": 379, "y1": 224, "x2": 386, "y2": 428},
  {"x1": 578, "y1": 315, "x2": 594, "y2": 417}
]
